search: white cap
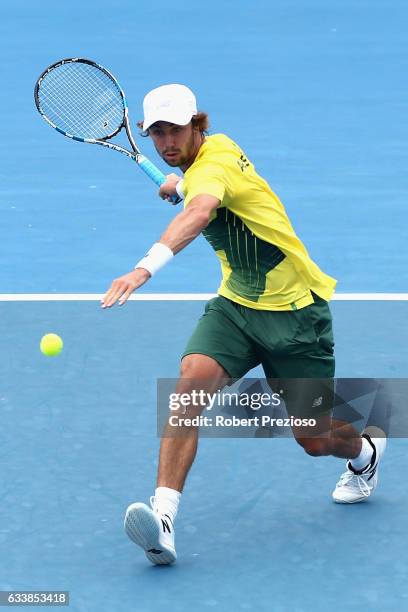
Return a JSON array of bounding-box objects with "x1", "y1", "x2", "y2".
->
[{"x1": 142, "y1": 84, "x2": 197, "y2": 131}]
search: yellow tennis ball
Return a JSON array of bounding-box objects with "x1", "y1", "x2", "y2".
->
[{"x1": 40, "y1": 333, "x2": 63, "y2": 357}]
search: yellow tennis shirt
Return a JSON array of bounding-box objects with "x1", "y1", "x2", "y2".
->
[{"x1": 182, "y1": 134, "x2": 337, "y2": 311}]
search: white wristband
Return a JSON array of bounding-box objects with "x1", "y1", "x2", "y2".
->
[
  {"x1": 175, "y1": 179, "x2": 185, "y2": 200},
  {"x1": 134, "y1": 242, "x2": 174, "y2": 277}
]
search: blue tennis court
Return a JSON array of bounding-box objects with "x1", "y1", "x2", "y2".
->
[{"x1": 1, "y1": 0, "x2": 407, "y2": 610}]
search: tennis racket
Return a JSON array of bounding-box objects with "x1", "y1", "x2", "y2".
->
[{"x1": 34, "y1": 57, "x2": 179, "y2": 202}]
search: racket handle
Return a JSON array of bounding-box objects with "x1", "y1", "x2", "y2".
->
[{"x1": 137, "y1": 156, "x2": 180, "y2": 203}]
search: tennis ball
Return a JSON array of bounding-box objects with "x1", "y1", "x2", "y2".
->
[{"x1": 40, "y1": 333, "x2": 63, "y2": 357}]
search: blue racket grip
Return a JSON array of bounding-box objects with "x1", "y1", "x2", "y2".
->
[{"x1": 137, "y1": 156, "x2": 180, "y2": 203}]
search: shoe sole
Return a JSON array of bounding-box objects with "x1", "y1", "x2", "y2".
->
[
  {"x1": 124, "y1": 503, "x2": 176, "y2": 565},
  {"x1": 333, "y1": 493, "x2": 372, "y2": 504}
]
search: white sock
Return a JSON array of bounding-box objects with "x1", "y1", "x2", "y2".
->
[
  {"x1": 350, "y1": 437, "x2": 373, "y2": 471},
  {"x1": 153, "y1": 487, "x2": 181, "y2": 523}
]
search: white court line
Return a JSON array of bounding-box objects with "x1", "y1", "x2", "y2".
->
[
  {"x1": 0, "y1": 293, "x2": 216, "y2": 301},
  {"x1": 0, "y1": 293, "x2": 407, "y2": 301}
]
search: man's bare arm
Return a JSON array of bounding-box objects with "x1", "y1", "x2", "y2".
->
[
  {"x1": 101, "y1": 194, "x2": 220, "y2": 308},
  {"x1": 159, "y1": 194, "x2": 219, "y2": 253}
]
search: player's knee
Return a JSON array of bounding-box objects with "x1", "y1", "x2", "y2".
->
[
  {"x1": 297, "y1": 437, "x2": 330, "y2": 457},
  {"x1": 179, "y1": 355, "x2": 200, "y2": 378},
  {"x1": 180, "y1": 353, "x2": 228, "y2": 381}
]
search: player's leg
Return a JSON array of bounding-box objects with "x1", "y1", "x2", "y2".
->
[
  {"x1": 255, "y1": 293, "x2": 386, "y2": 501},
  {"x1": 157, "y1": 297, "x2": 258, "y2": 493},
  {"x1": 125, "y1": 296, "x2": 259, "y2": 564},
  {"x1": 268, "y1": 374, "x2": 387, "y2": 503},
  {"x1": 157, "y1": 353, "x2": 230, "y2": 493},
  {"x1": 267, "y1": 376, "x2": 362, "y2": 458},
  {"x1": 125, "y1": 354, "x2": 228, "y2": 565},
  {"x1": 331, "y1": 379, "x2": 389, "y2": 503}
]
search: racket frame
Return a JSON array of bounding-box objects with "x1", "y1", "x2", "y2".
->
[
  {"x1": 35, "y1": 57, "x2": 141, "y2": 156},
  {"x1": 34, "y1": 57, "x2": 180, "y2": 200}
]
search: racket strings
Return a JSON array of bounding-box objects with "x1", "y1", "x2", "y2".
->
[
  {"x1": 42, "y1": 64, "x2": 123, "y2": 138},
  {"x1": 41, "y1": 75, "x2": 109, "y2": 136},
  {"x1": 44, "y1": 72, "x2": 112, "y2": 132},
  {"x1": 38, "y1": 62, "x2": 125, "y2": 139},
  {"x1": 41, "y1": 64, "x2": 123, "y2": 138}
]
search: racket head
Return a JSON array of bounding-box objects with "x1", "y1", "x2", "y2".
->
[{"x1": 34, "y1": 58, "x2": 127, "y2": 141}]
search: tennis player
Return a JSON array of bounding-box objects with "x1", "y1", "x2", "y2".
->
[{"x1": 102, "y1": 84, "x2": 387, "y2": 565}]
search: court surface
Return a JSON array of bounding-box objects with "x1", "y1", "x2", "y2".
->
[{"x1": 1, "y1": 0, "x2": 408, "y2": 610}]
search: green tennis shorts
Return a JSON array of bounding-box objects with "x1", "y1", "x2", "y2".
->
[{"x1": 182, "y1": 293, "x2": 335, "y2": 418}]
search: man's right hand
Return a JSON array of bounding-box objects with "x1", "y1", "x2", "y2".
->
[
  {"x1": 159, "y1": 173, "x2": 183, "y2": 204},
  {"x1": 101, "y1": 268, "x2": 151, "y2": 308}
]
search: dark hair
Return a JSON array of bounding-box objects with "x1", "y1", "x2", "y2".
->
[{"x1": 137, "y1": 111, "x2": 209, "y2": 137}]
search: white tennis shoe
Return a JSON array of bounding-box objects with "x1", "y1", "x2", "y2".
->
[
  {"x1": 124, "y1": 497, "x2": 177, "y2": 565},
  {"x1": 332, "y1": 429, "x2": 387, "y2": 504}
]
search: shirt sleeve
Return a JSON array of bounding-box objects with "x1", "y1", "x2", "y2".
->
[{"x1": 183, "y1": 162, "x2": 229, "y2": 207}]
